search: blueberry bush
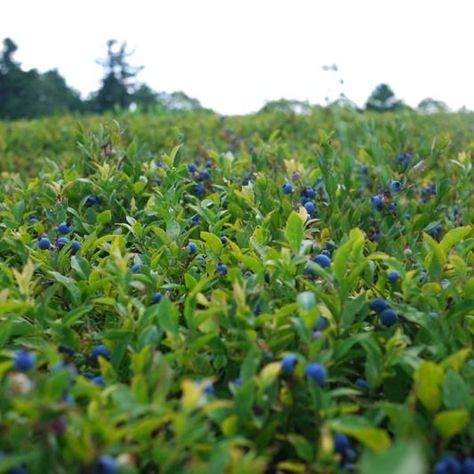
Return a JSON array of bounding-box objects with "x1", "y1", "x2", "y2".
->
[{"x1": 0, "y1": 108, "x2": 473, "y2": 473}]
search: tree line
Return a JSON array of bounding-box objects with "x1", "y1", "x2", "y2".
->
[
  {"x1": 0, "y1": 38, "x2": 203, "y2": 120},
  {"x1": 0, "y1": 37, "x2": 451, "y2": 120}
]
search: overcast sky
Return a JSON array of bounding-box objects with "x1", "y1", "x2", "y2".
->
[{"x1": 1, "y1": 0, "x2": 473, "y2": 114}]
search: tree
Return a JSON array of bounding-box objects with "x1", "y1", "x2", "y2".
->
[
  {"x1": 92, "y1": 40, "x2": 143, "y2": 113},
  {"x1": 365, "y1": 83, "x2": 403, "y2": 112},
  {"x1": 0, "y1": 38, "x2": 83, "y2": 119},
  {"x1": 417, "y1": 97, "x2": 448, "y2": 114}
]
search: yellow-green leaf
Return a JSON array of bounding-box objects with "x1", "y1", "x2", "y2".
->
[{"x1": 434, "y1": 410, "x2": 469, "y2": 440}]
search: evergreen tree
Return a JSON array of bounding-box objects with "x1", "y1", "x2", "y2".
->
[
  {"x1": 92, "y1": 40, "x2": 143, "y2": 112},
  {"x1": 365, "y1": 83, "x2": 403, "y2": 112}
]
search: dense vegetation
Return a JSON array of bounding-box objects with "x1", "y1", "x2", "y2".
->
[{"x1": 0, "y1": 107, "x2": 473, "y2": 474}]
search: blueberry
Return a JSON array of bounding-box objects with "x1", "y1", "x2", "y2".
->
[
  {"x1": 92, "y1": 376, "x2": 105, "y2": 386},
  {"x1": 152, "y1": 292, "x2": 162, "y2": 304},
  {"x1": 56, "y1": 237, "x2": 68, "y2": 249},
  {"x1": 91, "y1": 344, "x2": 111, "y2": 362},
  {"x1": 97, "y1": 455, "x2": 118, "y2": 474},
  {"x1": 369, "y1": 298, "x2": 388, "y2": 314},
  {"x1": 85, "y1": 195, "x2": 100, "y2": 206},
  {"x1": 334, "y1": 433, "x2": 350, "y2": 454},
  {"x1": 355, "y1": 378, "x2": 369, "y2": 390},
  {"x1": 9, "y1": 467, "x2": 27, "y2": 474},
  {"x1": 361, "y1": 165, "x2": 369, "y2": 175},
  {"x1": 304, "y1": 363, "x2": 327, "y2": 386},
  {"x1": 389, "y1": 180, "x2": 402, "y2": 193},
  {"x1": 71, "y1": 241, "x2": 81, "y2": 254},
  {"x1": 315, "y1": 316, "x2": 329, "y2": 331},
  {"x1": 314, "y1": 254, "x2": 331, "y2": 268},
  {"x1": 388, "y1": 202, "x2": 397, "y2": 211},
  {"x1": 200, "y1": 169, "x2": 211, "y2": 180},
  {"x1": 14, "y1": 350, "x2": 36, "y2": 372},
  {"x1": 282, "y1": 182, "x2": 293, "y2": 194},
  {"x1": 38, "y1": 237, "x2": 51, "y2": 250},
  {"x1": 131, "y1": 263, "x2": 141, "y2": 273},
  {"x1": 188, "y1": 163, "x2": 197, "y2": 173},
  {"x1": 191, "y1": 215, "x2": 201, "y2": 226},
  {"x1": 306, "y1": 188, "x2": 316, "y2": 199},
  {"x1": 371, "y1": 231, "x2": 383, "y2": 242},
  {"x1": 380, "y1": 308, "x2": 398, "y2": 327},
  {"x1": 434, "y1": 455, "x2": 462, "y2": 474},
  {"x1": 205, "y1": 160, "x2": 213, "y2": 168},
  {"x1": 187, "y1": 242, "x2": 197, "y2": 254},
  {"x1": 388, "y1": 271, "x2": 399, "y2": 283},
  {"x1": 220, "y1": 236, "x2": 228, "y2": 244},
  {"x1": 29, "y1": 216, "x2": 39, "y2": 225},
  {"x1": 281, "y1": 354, "x2": 298, "y2": 375},
  {"x1": 58, "y1": 222, "x2": 71, "y2": 234},
  {"x1": 371, "y1": 195, "x2": 384, "y2": 210},
  {"x1": 463, "y1": 457, "x2": 474, "y2": 474},
  {"x1": 304, "y1": 201, "x2": 316, "y2": 217},
  {"x1": 203, "y1": 382, "x2": 214, "y2": 395},
  {"x1": 194, "y1": 183, "x2": 205, "y2": 196},
  {"x1": 216, "y1": 263, "x2": 228, "y2": 275}
]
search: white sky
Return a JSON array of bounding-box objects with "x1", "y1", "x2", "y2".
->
[{"x1": 1, "y1": 0, "x2": 473, "y2": 115}]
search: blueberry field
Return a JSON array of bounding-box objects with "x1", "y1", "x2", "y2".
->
[{"x1": 0, "y1": 108, "x2": 473, "y2": 474}]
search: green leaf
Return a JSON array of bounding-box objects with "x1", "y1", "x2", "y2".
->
[
  {"x1": 97, "y1": 209, "x2": 112, "y2": 225},
  {"x1": 333, "y1": 228, "x2": 364, "y2": 281},
  {"x1": 285, "y1": 211, "x2": 304, "y2": 253},
  {"x1": 328, "y1": 417, "x2": 391, "y2": 452},
  {"x1": 439, "y1": 226, "x2": 471, "y2": 253},
  {"x1": 442, "y1": 369, "x2": 470, "y2": 409},
  {"x1": 360, "y1": 441, "x2": 426, "y2": 474},
  {"x1": 166, "y1": 220, "x2": 181, "y2": 241},
  {"x1": 157, "y1": 297, "x2": 179, "y2": 334},
  {"x1": 287, "y1": 434, "x2": 314, "y2": 463},
  {"x1": 434, "y1": 410, "x2": 469, "y2": 440},
  {"x1": 200, "y1": 231, "x2": 223, "y2": 253},
  {"x1": 414, "y1": 361, "x2": 443, "y2": 412}
]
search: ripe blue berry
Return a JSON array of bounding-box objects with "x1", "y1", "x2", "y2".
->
[
  {"x1": 187, "y1": 242, "x2": 197, "y2": 254},
  {"x1": 14, "y1": 350, "x2": 36, "y2": 372},
  {"x1": 315, "y1": 316, "x2": 329, "y2": 331},
  {"x1": 282, "y1": 182, "x2": 293, "y2": 194},
  {"x1": 281, "y1": 354, "x2": 298, "y2": 375},
  {"x1": 38, "y1": 237, "x2": 51, "y2": 250},
  {"x1": 56, "y1": 237, "x2": 68, "y2": 249},
  {"x1": 194, "y1": 183, "x2": 205, "y2": 196},
  {"x1": 92, "y1": 376, "x2": 105, "y2": 386},
  {"x1": 389, "y1": 180, "x2": 402, "y2": 193},
  {"x1": 304, "y1": 201, "x2": 316, "y2": 217},
  {"x1": 314, "y1": 254, "x2": 331, "y2": 268},
  {"x1": 97, "y1": 455, "x2": 117, "y2": 474},
  {"x1": 220, "y1": 236, "x2": 228, "y2": 244},
  {"x1": 216, "y1": 263, "x2": 228, "y2": 275},
  {"x1": 191, "y1": 215, "x2": 201, "y2": 225},
  {"x1": 85, "y1": 195, "x2": 100, "y2": 206},
  {"x1": 306, "y1": 188, "x2": 316, "y2": 199},
  {"x1": 355, "y1": 378, "x2": 369, "y2": 390},
  {"x1": 433, "y1": 455, "x2": 462, "y2": 474},
  {"x1": 152, "y1": 292, "x2": 162, "y2": 304},
  {"x1": 334, "y1": 433, "x2": 350, "y2": 454},
  {"x1": 388, "y1": 271, "x2": 399, "y2": 283},
  {"x1": 200, "y1": 169, "x2": 211, "y2": 180},
  {"x1": 71, "y1": 241, "x2": 81, "y2": 254},
  {"x1": 203, "y1": 382, "x2": 215, "y2": 395},
  {"x1": 371, "y1": 195, "x2": 384, "y2": 210},
  {"x1": 369, "y1": 298, "x2": 388, "y2": 314},
  {"x1": 463, "y1": 458, "x2": 474, "y2": 474},
  {"x1": 131, "y1": 263, "x2": 141, "y2": 273},
  {"x1": 91, "y1": 344, "x2": 111, "y2": 362},
  {"x1": 304, "y1": 363, "x2": 327, "y2": 386},
  {"x1": 57, "y1": 222, "x2": 71, "y2": 235},
  {"x1": 380, "y1": 308, "x2": 398, "y2": 327},
  {"x1": 188, "y1": 163, "x2": 197, "y2": 173}
]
